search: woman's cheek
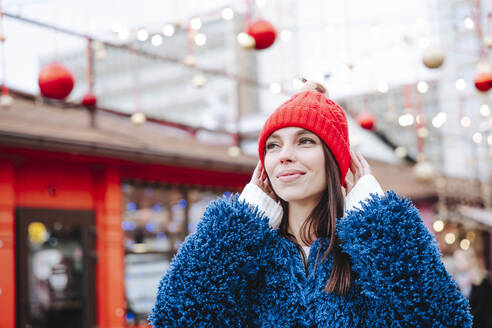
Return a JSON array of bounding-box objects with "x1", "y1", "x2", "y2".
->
[{"x1": 264, "y1": 155, "x2": 275, "y2": 181}]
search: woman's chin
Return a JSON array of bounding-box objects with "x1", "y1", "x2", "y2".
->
[
  {"x1": 272, "y1": 185, "x2": 298, "y2": 201},
  {"x1": 274, "y1": 185, "x2": 324, "y2": 204},
  {"x1": 276, "y1": 190, "x2": 308, "y2": 203}
]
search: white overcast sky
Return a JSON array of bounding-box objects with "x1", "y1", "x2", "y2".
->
[{"x1": 1, "y1": 0, "x2": 451, "y2": 96}]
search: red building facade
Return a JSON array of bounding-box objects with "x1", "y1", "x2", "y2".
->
[{"x1": 0, "y1": 147, "x2": 252, "y2": 328}]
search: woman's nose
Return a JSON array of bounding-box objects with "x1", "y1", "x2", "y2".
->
[{"x1": 279, "y1": 144, "x2": 296, "y2": 164}]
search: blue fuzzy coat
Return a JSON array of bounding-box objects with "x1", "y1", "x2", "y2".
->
[{"x1": 149, "y1": 191, "x2": 472, "y2": 327}]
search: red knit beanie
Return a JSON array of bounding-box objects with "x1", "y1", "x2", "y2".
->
[{"x1": 258, "y1": 83, "x2": 350, "y2": 186}]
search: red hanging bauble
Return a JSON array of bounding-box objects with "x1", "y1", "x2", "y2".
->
[
  {"x1": 81, "y1": 92, "x2": 97, "y2": 107},
  {"x1": 357, "y1": 112, "x2": 376, "y2": 130},
  {"x1": 247, "y1": 19, "x2": 277, "y2": 50},
  {"x1": 474, "y1": 72, "x2": 492, "y2": 92},
  {"x1": 38, "y1": 62, "x2": 75, "y2": 100}
]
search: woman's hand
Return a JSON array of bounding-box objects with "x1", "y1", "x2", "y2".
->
[
  {"x1": 345, "y1": 150, "x2": 371, "y2": 194},
  {"x1": 251, "y1": 160, "x2": 279, "y2": 202}
]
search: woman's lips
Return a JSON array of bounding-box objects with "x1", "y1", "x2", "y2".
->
[{"x1": 277, "y1": 173, "x2": 305, "y2": 183}]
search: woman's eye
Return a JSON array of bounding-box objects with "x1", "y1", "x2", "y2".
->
[
  {"x1": 299, "y1": 137, "x2": 315, "y2": 144},
  {"x1": 265, "y1": 142, "x2": 279, "y2": 150}
]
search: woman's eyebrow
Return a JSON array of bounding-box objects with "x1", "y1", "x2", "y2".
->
[
  {"x1": 296, "y1": 129, "x2": 313, "y2": 136},
  {"x1": 268, "y1": 129, "x2": 313, "y2": 141}
]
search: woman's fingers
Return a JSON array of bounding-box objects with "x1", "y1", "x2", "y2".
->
[
  {"x1": 351, "y1": 150, "x2": 361, "y2": 170},
  {"x1": 252, "y1": 161, "x2": 275, "y2": 199},
  {"x1": 354, "y1": 151, "x2": 370, "y2": 176},
  {"x1": 264, "y1": 181, "x2": 270, "y2": 192},
  {"x1": 350, "y1": 150, "x2": 362, "y2": 180},
  {"x1": 349, "y1": 159, "x2": 357, "y2": 181},
  {"x1": 253, "y1": 161, "x2": 266, "y2": 185},
  {"x1": 267, "y1": 184, "x2": 278, "y2": 202},
  {"x1": 345, "y1": 178, "x2": 354, "y2": 194},
  {"x1": 357, "y1": 151, "x2": 371, "y2": 175},
  {"x1": 250, "y1": 160, "x2": 279, "y2": 202},
  {"x1": 261, "y1": 167, "x2": 269, "y2": 184},
  {"x1": 349, "y1": 150, "x2": 357, "y2": 172},
  {"x1": 350, "y1": 150, "x2": 372, "y2": 185},
  {"x1": 252, "y1": 160, "x2": 262, "y2": 182},
  {"x1": 351, "y1": 151, "x2": 361, "y2": 178},
  {"x1": 262, "y1": 170, "x2": 278, "y2": 202}
]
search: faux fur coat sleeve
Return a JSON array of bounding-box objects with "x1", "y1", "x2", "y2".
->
[
  {"x1": 148, "y1": 196, "x2": 276, "y2": 327},
  {"x1": 337, "y1": 191, "x2": 473, "y2": 327}
]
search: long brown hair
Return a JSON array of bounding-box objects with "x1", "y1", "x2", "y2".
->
[{"x1": 276, "y1": 142, "x2": 352, "y2": 295}]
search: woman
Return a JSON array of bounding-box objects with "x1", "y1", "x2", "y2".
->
[
  {"x1": 149, "y1": 81, "x2": 472, "y2": 327},
  {"x1": 453, "y1": 249, "x2": 492, "y2": 327}
]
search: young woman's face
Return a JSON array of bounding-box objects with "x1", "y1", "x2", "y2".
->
[{"x1": 264, "y1": 127, "x2": 326, "y2": 203}]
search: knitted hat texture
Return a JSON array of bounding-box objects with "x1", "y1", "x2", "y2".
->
[{"x1": 258, "y1": 90, "x2": 350, "y2": 186}]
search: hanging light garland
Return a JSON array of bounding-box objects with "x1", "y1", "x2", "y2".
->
[
  {"x1": 413, "y1": 86, "x2": 435, "y2": 183},
  {"x1": 81, "y1": 37, "x2": 97, "y2": 108},
  {"x1": 422, "y1": 0, "x2": 445, "y2": 70},
  {"x1": 356, "y1": 95, "x2": 376, "y2": 130},
  {"x1": 183, "y1": 18, "x2": 196, "y2": 67},
  {"x1": 399, "y1": 85, "x2": 415, "y2": 127},
  {"x1": 130, "y1": 45, "x2": 145, "y2": 126},
  {"x1": 238, "y1": 0, "x2": 277, "y2": 50},
  {"x1": 459, "y1": 96, "x2": 471, "y2": 128}
]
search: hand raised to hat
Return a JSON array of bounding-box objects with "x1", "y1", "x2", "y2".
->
[
  {"x1": 345, "y1": 150, "x2": 371, "y2": 194},
  {"x1": 251, "y1": 160, "x2": 279, "y2": 202}
]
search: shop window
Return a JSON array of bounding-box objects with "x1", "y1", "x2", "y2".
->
[{"x1": 121, "y1": 181, "x2": 232, "y2": 326}]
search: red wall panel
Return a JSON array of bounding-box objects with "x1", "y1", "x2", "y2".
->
[
  {"x1": 0, "y1": 160, "x2": 16, "y2": 328},
  {"x1": 15, "y1": 161, "x2": 94, "y2": 209},
  {"x1": 93, "y1": 166, "x2": 125, "y2": 328}
]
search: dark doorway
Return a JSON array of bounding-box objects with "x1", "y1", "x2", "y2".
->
[{"x1": 16, "y1": 208, "x2": 96, "y2": 328}]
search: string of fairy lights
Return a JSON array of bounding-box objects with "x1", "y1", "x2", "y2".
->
[{"x1": 102, "y1": 2, "x2": 491, "y2": 135}]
